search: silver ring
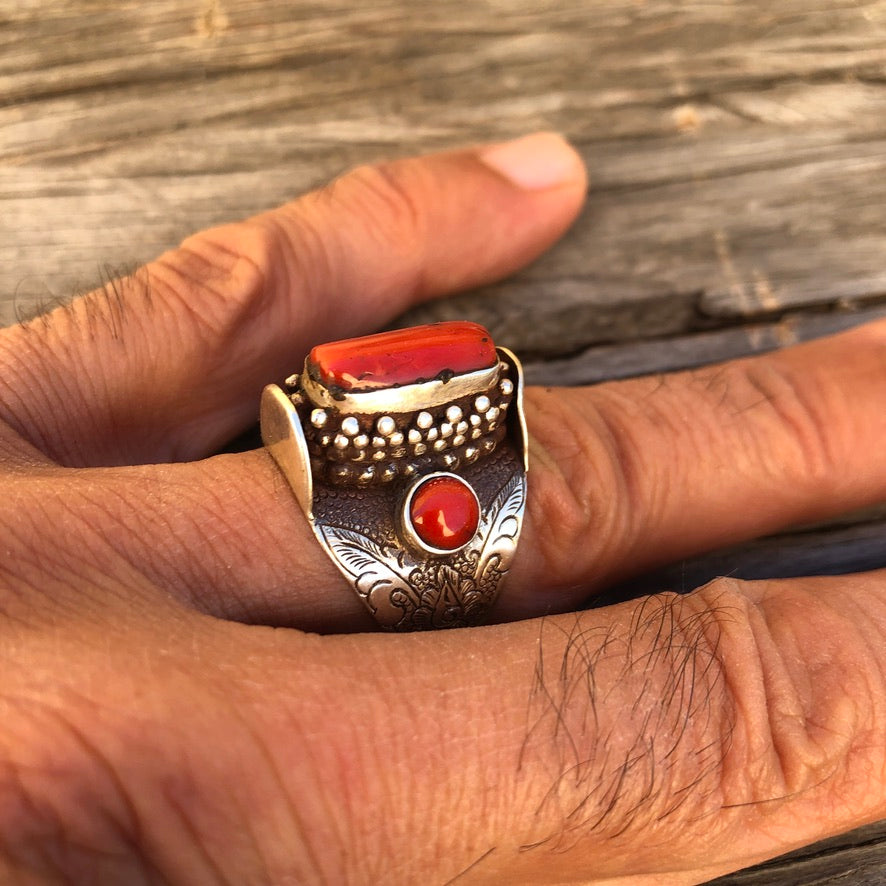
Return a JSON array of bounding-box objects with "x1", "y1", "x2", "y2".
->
[{"x1": 260, "y1": 321, "x2": 527, "y2": 631}]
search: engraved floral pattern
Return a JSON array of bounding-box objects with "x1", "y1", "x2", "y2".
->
[{"x1": 319, "y1": 471, "x2": 525, "y2": 630}]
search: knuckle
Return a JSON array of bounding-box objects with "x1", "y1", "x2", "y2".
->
[
  {"x1": 314, "y1": 160, "x2": 429, "y2": 284},
  {"x1": 339, "y1": 161, "x2": 426, "y2": 246},
  {"x1": 151, "y1": 156, "x2": 435, "y2": 344},
  {"x1": 522, "y1": 400, "x2": 592, "y2": 585},
  {"x1": 522, "y1": 387, "x2": 648, "y2": 590},
  {"x1": 521, "y1": 575, "x2": 886, "y2": 865},
  {"x1": 694, "y1": 576, "x2": 884, "y2": 811},
  {"x1": 162, "y1": 220, "x2": 279, "y2": 340}
]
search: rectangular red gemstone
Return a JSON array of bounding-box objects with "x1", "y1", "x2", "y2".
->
[{"x1": 307, "y1": 321, "x2": 497, "y2": 391}]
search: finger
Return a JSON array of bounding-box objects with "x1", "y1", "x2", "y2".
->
[
  {"x1": 507, "y1": 316, "x2": 886, "y2": 616},
  {"x1": 12, "y1": 570, "x2": 886, "y2": 882},
  {"x1": 0, "y1": 132, "x2": 586, "y2": 468},
  {"x1": 17, "y1": 318, "x2": 886, "y2": 633}
]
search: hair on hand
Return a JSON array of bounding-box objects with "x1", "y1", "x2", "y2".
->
[{"x1": 517, "y1": 588, "x2": 736, "y2": 854}]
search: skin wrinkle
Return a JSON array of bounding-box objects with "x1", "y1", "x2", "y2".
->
[
  {"x1": 259, "y1": 210, "x2": 335, "y2": 331},
  {"x1": 334, "y1": 163, "x2": 430, "y2": 271},
  {"x1": 247, "y1": 713, "x2": 334, "y2": 886},
  {"x1": 145, "y1": 699, "x2": 251, "y2": 886},
  {"x1": 233, "y1": 637, "x2": 380, "y2": 885},
  {"x1": 575, "y1": 388, "x2": 649, "y2": 562},
  {"x1": 0, "y1": 273, "x2": 160, "y2": 467},
  {"x1": 0, "y1": 757, "x2": 63, "y2": 877},
  {"x1": 0, "y1": 498, "x2": 106, "y2": 617},
  {"x1": 62, "y1": 620, "x2": 317, "y2": 885},
  {"x1": 685, "y1": 360, "x2": 808, "y2": 483},
  {"x1": 212, "y1": 712, "x2": 287, "y2": 886},
  {"x1": 335, "y1": 158, "x2": 435, "y2": 238},
  {"x1": 160, "y1": 791, "x2": 229, "y2": 886},
  {"x1": 149, "y1": 258, "x2": 236, "y2": 345},
  {"x1": 752, "y1": 593, "x2": 859, "y2": 794},
  {"x1": 300, "y1": 633, "x2": 514, "y2": 885},
  {"x1": 123, "y1": 471, "x2": 237, "y2": 604},
  {"x1": 7, "y1": 465, "x2": 243, "y2": 622},
  {"x1": 0, "y1": 339, "x2": 62, "y2": 461},
  {"x1": 27, "y1": 480, "x2": 153, "y2": 606},
  {"x1": 0, "y1": 516, "x2": 165, "y2": 640},
  {"x1": 178, "y1": 461, "x2": 318, "y2": 620},
  {"x1": 735, "y1": 361, "x2": 836, "y2": 488},
  {"x1": 90, "y1": 472, "x2": 184, "y2": 567},
  {"x1": 634, "y1": 384, "x2": 724, "y2": 532},
  {"x1": 366, "y1": 680, "x2": 447, "y2": 882},
  {"x1": 43, "y1": 693, "x2": 147, "y2": 871},
  {"x1": 695, "y1": 575, "x2": 886, "y2": 856},
  {"x1": 36, "y1": 713, "x2": 148, "y2": 884},
  {"x1": 137, "y1": 238, "x2": 285, "y2": 462},
  {"x1": 327, "y1": 714, "x2": 383, "y2": 885},
  {"x1": 0, "y1": 696, "x2": 151, "y2": 885},
  {"x1": 518, "y1": 390, "x2": 621, "y2": 597},
  {"x1": 152, "y1": 241, "x2": 271, "y2": 344}
]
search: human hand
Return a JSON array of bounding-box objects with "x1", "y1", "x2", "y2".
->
[{"x1": 0, "y1": 132, "x2": 883, "y2": 884}]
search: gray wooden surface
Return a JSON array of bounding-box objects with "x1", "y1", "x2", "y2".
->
[{"x1": 2, "y1": 1, "x2": 885, "y2": 882}]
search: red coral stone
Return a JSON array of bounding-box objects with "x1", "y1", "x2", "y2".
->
[
  {"x1": 408, "y1": 476, "x2": 480, "y2": 552},
  {"x1": 308, "y1": 321, "x2": 496, "y2": 391}
]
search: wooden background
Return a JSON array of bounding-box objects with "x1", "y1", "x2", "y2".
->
[{"x1": 2, "y1": 0, "x2": 885, "y2": 881}]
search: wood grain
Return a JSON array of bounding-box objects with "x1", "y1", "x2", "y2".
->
[
  {"x1": 3, "y1": 1, "x2": 886, "y2": 337},
  {"x1": 1, "y1": 1, "x2": 885, "y2": 882},
  {"x1": 709, "y1": 821, "x2": 886, "y2": 885}
]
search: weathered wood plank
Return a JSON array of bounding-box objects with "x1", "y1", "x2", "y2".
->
[
  {"x1": 597, "y1": 518, "x2": 886, "y2": 608},
  {"x1": 3, "y1": 1, "x2": 886, "y2": 338},
  {"x1": 710, "y1": 821, "x2": 886, "y2": 885},
  {"x1": 522, "y1": 304, "x2": 886, "y2": 384}
]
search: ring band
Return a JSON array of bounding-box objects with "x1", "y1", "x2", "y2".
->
[{"x1": 260, "y1": 321, "x2": 527, "y2": 631}]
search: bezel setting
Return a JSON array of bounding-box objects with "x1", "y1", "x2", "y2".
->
[{"x1": 399, "y1": 472, "x2": 481, "y2": 557}]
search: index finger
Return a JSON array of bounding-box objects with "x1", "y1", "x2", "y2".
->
[{"x1": 0, "y1": 133, "x2": 587, "y2": 468}]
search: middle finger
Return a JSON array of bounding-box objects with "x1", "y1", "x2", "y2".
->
[{"x1": 15, "y1": 317, "x2": 886, "y2": 631}]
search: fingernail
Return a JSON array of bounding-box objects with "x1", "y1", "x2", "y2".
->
[{"x1": 479, "y1": 132, "x2": 584, "y2": 191}]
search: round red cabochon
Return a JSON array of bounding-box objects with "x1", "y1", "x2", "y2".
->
[{"x1": 406, "y1": 475, "x2": 480, "y2": 552}]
